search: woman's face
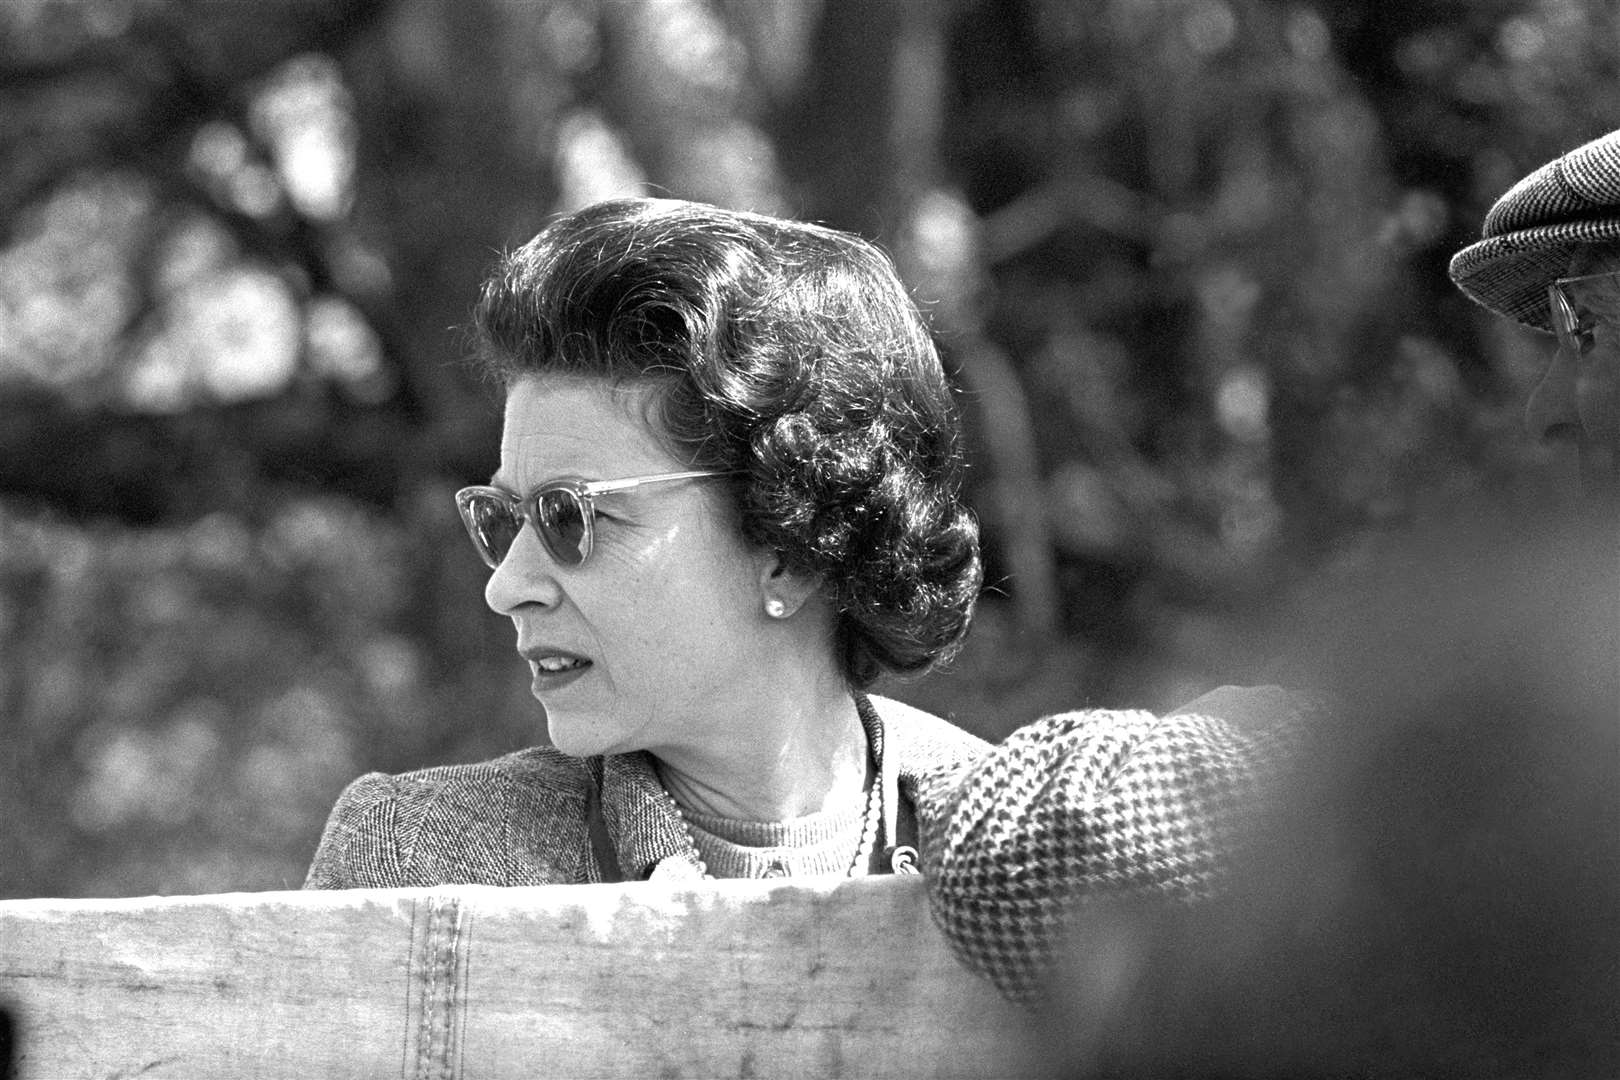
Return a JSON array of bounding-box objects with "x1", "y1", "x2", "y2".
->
[{"x1": 482, "y1": 375, "x2": 774, "y2": 758}]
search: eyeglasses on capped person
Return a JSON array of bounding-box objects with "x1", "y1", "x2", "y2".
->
[
  {"x1": 454, "y1": 471, "x2": 729, "y2": 569},
  {"x1": 1547, "y1": 269, "x2": 1620, "y2": 358}
]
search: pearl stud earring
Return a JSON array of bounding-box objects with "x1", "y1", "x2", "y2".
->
[{"x1": 765, "y1": 598, "x2": 787, "y2": 618}]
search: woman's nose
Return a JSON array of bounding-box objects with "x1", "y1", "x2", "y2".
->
[
  {"x1": 1525, "y1": 343, "x2": 1583, "y2": 442},
  {"x1": 483, "y1": 528, "x2": 564, "y2": 616}
]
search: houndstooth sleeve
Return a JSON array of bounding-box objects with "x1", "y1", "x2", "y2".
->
[{"x1": 914, "y1": 685, "x2": 1309, "y2": 1004}]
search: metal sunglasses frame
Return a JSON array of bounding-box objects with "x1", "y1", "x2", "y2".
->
[{"x1": 1548, "y1": 269, "x2": 1620, "y2": 357}]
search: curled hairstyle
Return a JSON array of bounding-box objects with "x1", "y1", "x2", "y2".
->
[{"x1": 471, "y1": 197, "x2": 981, "y2": 688}]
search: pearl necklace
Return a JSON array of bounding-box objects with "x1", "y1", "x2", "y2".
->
[{"x1": 663, "y1": 754, "x2": 883, "y2": 880}]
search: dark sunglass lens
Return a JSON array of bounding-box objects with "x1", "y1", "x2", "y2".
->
[
  {"x1": 467, "y1": 493, "x2": 521, "y2": 566},
  {"x1": 536, "y1": 489, "x2": 589, "y2": 565}
]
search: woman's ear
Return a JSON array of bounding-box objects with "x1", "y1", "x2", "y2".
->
[{"x1": 756, "y1": 550, "x2": 821, "y2": 619}]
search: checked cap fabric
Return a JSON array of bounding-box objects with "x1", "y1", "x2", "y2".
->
[
  {"x1": 913, "y1": 688, "x2": 1307, "y2": 1005},
  {"x1": 1450, "y1": 128, "x2": 1620, "y2": 331}
]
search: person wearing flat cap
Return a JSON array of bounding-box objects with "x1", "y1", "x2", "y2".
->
[
  {"x1": 1450, "y1": 128, "x2": 1620, "y2": 502},
  {"x1": 945, "y1": 133, "x2": 1620, "y2": 1018}
]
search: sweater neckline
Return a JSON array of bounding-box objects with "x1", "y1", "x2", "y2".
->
[{"x1": 595, "y1": 693, "x2": 895, "y2": 881}]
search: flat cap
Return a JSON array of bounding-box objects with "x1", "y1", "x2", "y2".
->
[{"x1": 1450, "y1": 128, "x2": 1620, "y2": 332}]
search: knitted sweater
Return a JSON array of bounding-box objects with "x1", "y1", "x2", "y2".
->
[{"x1": 305, "y1": 685, "x2": 1305, "y2": 1003}]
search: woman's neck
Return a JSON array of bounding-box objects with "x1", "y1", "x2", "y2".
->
[{"x1": 652, "y1": 678, "x2": 868, "y2": 822}]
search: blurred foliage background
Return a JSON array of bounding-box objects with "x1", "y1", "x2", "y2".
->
[{"x1": 1, "y1": 0, "x2": 1615, "y2": 899}]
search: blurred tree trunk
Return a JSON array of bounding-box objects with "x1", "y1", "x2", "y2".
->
[
  {"x1": 769, "y1": 0, "x2": 1062, "y2": 645},
  {"x1": 339, "y1": 0, "x2": 568, "y2": 485},
  {"x1": 771, "y1": 0, "x2": 906, "y2": 231}
]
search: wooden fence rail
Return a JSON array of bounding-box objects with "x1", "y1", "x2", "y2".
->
[{"x1": 0, "y1": 876, "x2": 1033, "y2": 1079}]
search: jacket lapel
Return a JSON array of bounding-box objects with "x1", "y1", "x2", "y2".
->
[{"x1": 597, "y1": 751, "x2": 705, "y2": 880}]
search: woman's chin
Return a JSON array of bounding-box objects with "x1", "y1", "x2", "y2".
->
[{"x1": 545, "y1": 713, "x2": 616, "y2": 759}]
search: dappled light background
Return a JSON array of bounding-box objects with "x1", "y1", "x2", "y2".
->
[{"x1": 1, "y1": 0, "x2": 1615, "y2": 898}]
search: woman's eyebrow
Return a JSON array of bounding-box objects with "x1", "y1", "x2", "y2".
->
[{"x1": 485, "y1": 473, "x2": 529, "y2": 493}]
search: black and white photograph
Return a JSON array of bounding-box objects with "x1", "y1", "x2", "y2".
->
[{"x1": 1, "y1": 1, "x2": 1615, "y2": 1076}]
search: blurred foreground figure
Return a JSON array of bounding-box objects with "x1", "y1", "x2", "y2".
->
[
  {"x1": 1028, "y1": 131, "x2": 1620, "y2": 1078},
  {"x1": 1039, "y1": 512, "x2": 1618, "y2": 1078}
]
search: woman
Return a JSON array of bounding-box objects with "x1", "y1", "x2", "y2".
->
[
  {"x1": 305, "y1": 197, "x2": 1303, "y2": 1006},
  {"x1": 305, "y1": 197, "x2": 989, "y2": 888}
]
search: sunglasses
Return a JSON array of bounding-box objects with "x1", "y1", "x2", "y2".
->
[
  {"x1": 1548, "y1": 270, "x2": 1620, "y2": 358},
  {"x1": 454, "y1": 471, "x2": 727, "y2": 569}
]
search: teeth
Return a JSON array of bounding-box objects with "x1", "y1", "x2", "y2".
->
[{"x1": 536, "y1": 656, "x2": 583, "y2": 672}]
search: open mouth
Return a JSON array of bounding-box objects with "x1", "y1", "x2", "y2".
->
[{"x1": 534, "y1": 656, "x2": 590, "y2": 673}]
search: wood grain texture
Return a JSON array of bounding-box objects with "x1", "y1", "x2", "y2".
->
[{"x1": 0, "y1": 876, "x2": 1034, "y2": 1079}]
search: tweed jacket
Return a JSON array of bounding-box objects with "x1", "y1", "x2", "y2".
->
[
  {"x1": 305, "y1": 685, "x2": 1305, "y2": 1003},
  {"x1": 304, "y1": 694, "x2": 989, "y2": 889}
]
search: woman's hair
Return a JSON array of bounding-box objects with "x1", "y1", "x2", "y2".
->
[{"x1": 470, "y1": 197, "x2": 981, "y2": 688}]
